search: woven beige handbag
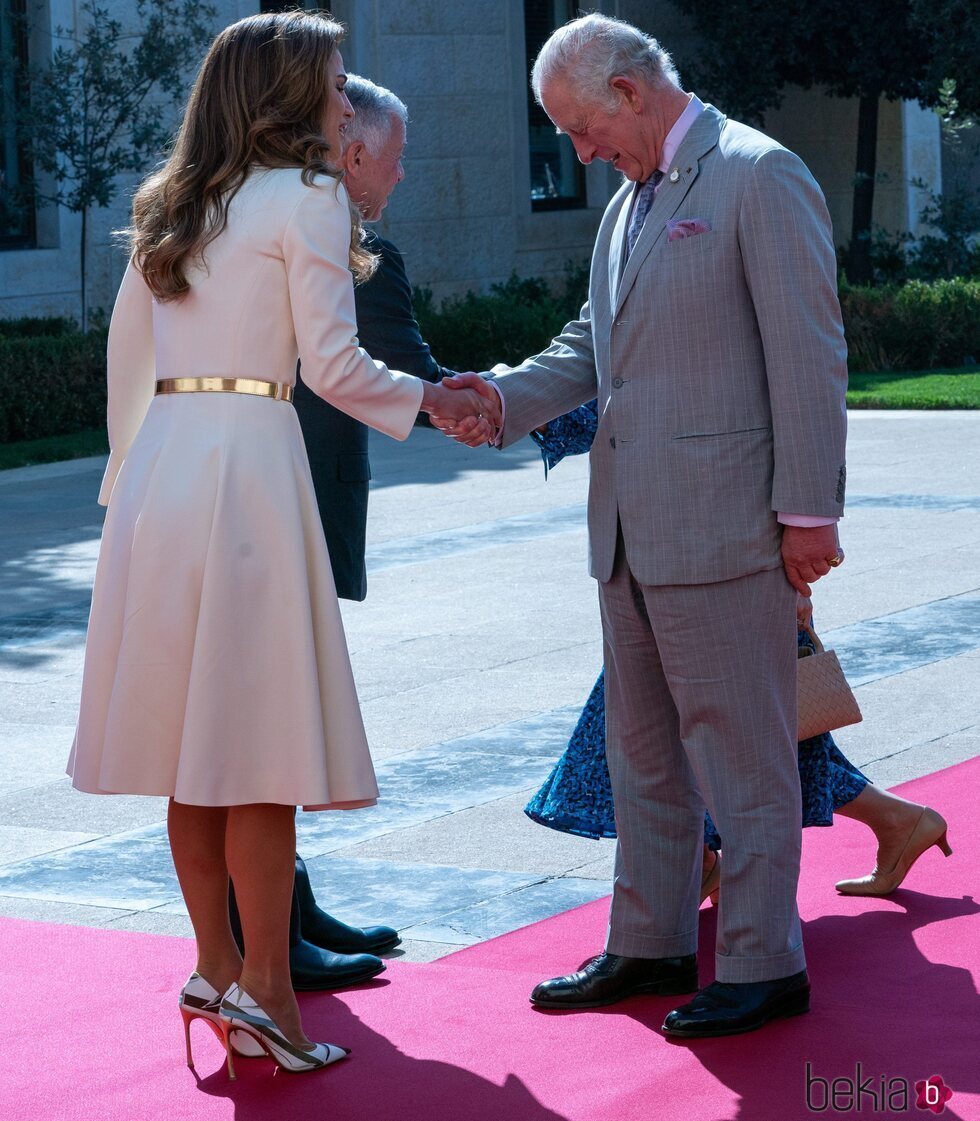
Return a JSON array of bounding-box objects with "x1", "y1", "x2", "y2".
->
[{"x1": 797, "y1": 625, "x2": 863, "y2": 741}]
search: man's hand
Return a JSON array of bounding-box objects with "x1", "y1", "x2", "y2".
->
[
  {"x1": 781, "y1": 524, "x2": 844, "y2": 597},
  {"x1": 425, "y1": 372, "x2": 502, "y2": 447}
]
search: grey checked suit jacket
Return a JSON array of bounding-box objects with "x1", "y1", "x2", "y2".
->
[{"x1": 495, "y1": 105, "x2": 848, "y2": 586}]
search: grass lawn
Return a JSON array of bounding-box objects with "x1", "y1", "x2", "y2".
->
[
  {"x1": 0, "y1": 428, "x2": 108, "y2": 472},
  {"x1": 847, "y1": 366, "x2": 980, "y2": 409}
]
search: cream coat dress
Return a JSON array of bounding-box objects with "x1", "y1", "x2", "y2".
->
[{"x1": 67, "y1": 169, "x2": 424, "y2": 809}]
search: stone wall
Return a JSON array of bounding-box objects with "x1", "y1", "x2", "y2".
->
[{"x1": 336, "y1": 0, "x2": 608, "y2": 303}]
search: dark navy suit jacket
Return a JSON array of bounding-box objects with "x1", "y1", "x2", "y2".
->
[{"x1": 293, "y1": 230, "x2": 454, "y2": 600}]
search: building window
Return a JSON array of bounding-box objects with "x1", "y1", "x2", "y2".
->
[
  {"x1": 1, "y1": 0, "x2": 34, "y2": 248},
  {"x1": 525, "y1": 0, "x2": 586, "y2": 212}
]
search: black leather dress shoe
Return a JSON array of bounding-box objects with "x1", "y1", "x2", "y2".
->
[
  {"x1": 294, "y1": 855, "x2": 401, "y2": 955},
  {"x1": 530, "y1": 952, "x2": 699, "y2": 1009},
  {"x1": 228, "y1": 874, "x2": 387, "y2": 990},
  {"x1": 662, "y1": 970, "x2": 810, "y2": 1037},
  {"x1": 289, "y1": 938, "x2": 386, "y2": 992}
]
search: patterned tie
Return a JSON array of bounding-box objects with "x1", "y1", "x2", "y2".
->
[{"x1": 626, "y1": 170, "x2": 664, "y2": 257}]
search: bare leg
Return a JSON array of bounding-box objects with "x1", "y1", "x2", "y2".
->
[
  {"x1": 834, "y1": 784, "x2": 951, "y2": 894},
  {"x1": 226, "y1": 802, "x2": 311, "y2": 1050},
  {"x1": 167, "y1": 799, "x2": 242, "y2": 993},
  {"x1": 834, "y1": 784, "x2": 928, "y2": 870}
]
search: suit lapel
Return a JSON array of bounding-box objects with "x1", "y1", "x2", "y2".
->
[
  {"x1": 613, "y1": 106, "x2": 725, "y2": 318},
  {"x1": 607, "y1": 183, "x2": 633, "y2": 312}
]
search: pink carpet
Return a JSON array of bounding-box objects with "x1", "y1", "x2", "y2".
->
[{"x1": 3, "y1": 759, "x2": 978, "y2": 1121}]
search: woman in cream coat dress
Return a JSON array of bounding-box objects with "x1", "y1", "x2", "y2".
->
[{"x1": 66, "y1": 12, "x2": 487, "y2": 1075}]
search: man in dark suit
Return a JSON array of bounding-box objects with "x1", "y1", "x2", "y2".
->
[
  {"x1": 279, "y1": 76, "x2": 456, "y2": 986},
  {"x1": 294, "y1": 77, "x2": 454, "y2": 602}
]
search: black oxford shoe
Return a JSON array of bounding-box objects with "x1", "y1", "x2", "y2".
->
[
  {"x1": 662, "y1": 970, "x2": 810, "y2": 1037},
  {"x1": 530, "y1": 951, "x2": 699, "y2": 1009}
]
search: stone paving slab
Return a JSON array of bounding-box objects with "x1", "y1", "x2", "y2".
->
[
  {"x1": 0, "y1": 722, "x2": 79, "y2": 795},
  {"x1": 835, "y1": 648, "x2": 980, "y2": 785},
  {"x1": 828, "y1": 593, "x2": 980, "y2": 686},
  {"x1": 0, "y1": 779, "x2": 168, "y2": 834},
  {"x1": 0, "y1": 823, "x2": 100, "y2": 864},
  {"x1": 0, "y1": 895, "x2": 132, "y2": 927},
  {"x1": 338, "y1": 791, "x2": 615, "y2": 876},
  {"x1": 401, "y1": 877, "x2": 611, "y2": 946}
]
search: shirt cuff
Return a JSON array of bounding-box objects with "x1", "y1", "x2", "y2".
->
[
  {"x1": 487, "y1": 380, "x2": 505, "y2": 446},
  {"x1": 777, "y1": 513, "x2": 841, "y2": 527}
]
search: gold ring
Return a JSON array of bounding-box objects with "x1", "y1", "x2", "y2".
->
[{"x1": 827, "y1": 554, "x2": 843, "y2": 567}]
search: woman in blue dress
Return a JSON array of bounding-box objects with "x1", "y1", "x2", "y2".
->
[{"x1": 526, "y1": 403, "x2": 950, "y2": 897}]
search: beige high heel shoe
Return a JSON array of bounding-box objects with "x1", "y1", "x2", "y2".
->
[
  {"x1": 835, "y1": 806, "x2": 951, "y2": 896},
  {"x1": 178, "y1": 973, "x2": 265, "y2": 1068}
]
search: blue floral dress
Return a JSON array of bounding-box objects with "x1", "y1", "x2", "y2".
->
[{"x1": 525, "y1": 402, "x2": 868, "y2": 846}]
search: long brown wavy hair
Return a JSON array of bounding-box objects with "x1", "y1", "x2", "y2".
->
[{"x1": 131, "y1": 11, "x2": 375, "y2": 301}]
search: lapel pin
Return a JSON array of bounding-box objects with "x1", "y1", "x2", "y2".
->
[{"x1": 669, "y1": 168, "x2": 680, "y2": 183}]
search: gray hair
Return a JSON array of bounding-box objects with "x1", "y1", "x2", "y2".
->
[
  {"x1": 344, "y1": 75, "x2": 408, "y2": 154},
  {"x1": 531, "y1": 13, "x2": 680, "y2": 112}
]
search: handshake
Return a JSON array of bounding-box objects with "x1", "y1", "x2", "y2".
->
[{"x1": 419, "y1": 372, "x2": 503, "y2": 448}]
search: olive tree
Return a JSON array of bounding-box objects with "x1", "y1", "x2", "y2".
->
[{"x1": 4, "y1": 0, "x2": 215, "y2": 327}]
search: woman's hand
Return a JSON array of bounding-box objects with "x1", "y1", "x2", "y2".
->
[
  {"x1": 422, "y1": 374, "x2": 501, "y2": 447},
  {"x1": 796, "y1": 594, "x2": 813, "y2": 630}
]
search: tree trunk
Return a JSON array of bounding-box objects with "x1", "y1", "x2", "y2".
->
[
  {"x1": 80, "y1": 206, "x2": 88, "y2": 333},
  {"x1": 848, "y1": 93, "x2": 880, "y2": 286}
]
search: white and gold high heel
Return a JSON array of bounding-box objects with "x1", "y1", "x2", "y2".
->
[
  {"x1": 178, "y1": 973, "x2": 265, "y2": 1069},
  {"x1": 218, "y1": 983, "x2": 350, "y2": 1077}
]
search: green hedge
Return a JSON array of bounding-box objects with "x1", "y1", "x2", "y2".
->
[
  {"x1": 0, "y1": 329, "x2": 108, "y2": 443},
  {"x1": 0, "y1": 316, "x2": 76, "y2": 339},
  {"x1": 1, "y1": 274, "x2": 977, "y2": 445},
  {"x1": 414, "y1": 267, "x2": 590, "y2": 372},
  {"x1": 840, "y1": 278, "x2": 979, "y2": 372},
  {"x1": 416, "y1": 272, "x2": 979, "y2": 377}
]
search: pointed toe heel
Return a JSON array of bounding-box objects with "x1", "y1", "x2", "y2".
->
[
  {"x1": 835, "y1": 807, "x2": 951, "y2": 897},
  {"x1": 219, "y1": 983, "x2": 349, "y2": 1074}
]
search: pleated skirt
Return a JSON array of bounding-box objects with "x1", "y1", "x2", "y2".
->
[{"x1": 67, "y1": 391, "x2": 378, "y2": 810}]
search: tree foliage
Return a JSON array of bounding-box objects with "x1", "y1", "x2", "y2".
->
[
  {"x1": 669, "y1": 0, "x2": 980, "y2": 283},
  {"x1": 674, "y1": 0, "x2": 979, "y2": 122},
  {"x1": 3, "y1": 0, "x2": 215, "y2": 326}
]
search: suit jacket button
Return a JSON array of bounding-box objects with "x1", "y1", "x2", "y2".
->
[
  {"x1": 609, "y1": 437, "x2": 616, "y2": 449},
  {"x1": 612, "y1": 377, "x2": 623, "y2": 388}
]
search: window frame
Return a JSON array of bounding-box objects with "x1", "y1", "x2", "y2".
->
[
  {"x1": 0, "y1": 0, "x2": 36, "y2": 250},
  {"x1": 524, "y1": 0, "x2": 588, "y2": 214}
]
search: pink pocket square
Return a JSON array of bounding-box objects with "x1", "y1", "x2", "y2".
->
[{"x1": 666, "y1": 218, "x2": 711, "y2": 242}]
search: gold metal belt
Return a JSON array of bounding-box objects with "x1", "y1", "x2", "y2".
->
[{"x1": 154, "y1": 377, "x2": 294, "y2": 403}]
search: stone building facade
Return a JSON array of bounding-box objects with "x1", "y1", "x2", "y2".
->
[{"x1": 0, "y1": 0, "x2": 959, "y2": 323}]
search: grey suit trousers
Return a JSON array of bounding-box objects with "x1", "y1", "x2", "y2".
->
[{"x1": 600, "y1": 530, "x2": 806, "y2": 983}]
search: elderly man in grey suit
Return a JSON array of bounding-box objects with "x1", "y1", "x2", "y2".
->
[{"x1": 444, "y1": 14, "x2": 847, "y2": 1038}]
